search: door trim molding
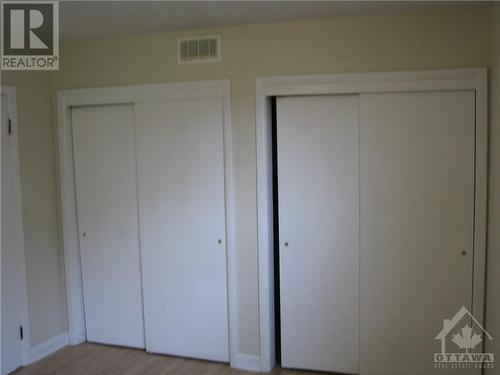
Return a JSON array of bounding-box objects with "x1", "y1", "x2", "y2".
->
[
  {"x1": 255, "y1": 68, "x2": 488, "y2": 372},
  {"x1": 1, "y1": 85, "x2": 31, "y2": 367},
  {"x1": 57, "y1": 80, "x2": 238, "y2": 367}
]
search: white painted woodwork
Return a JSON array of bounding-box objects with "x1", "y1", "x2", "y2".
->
[
  {"x1": 1, "y1": 95, "x2": 23, "y2": 375},
  {"x1": 359, "y1": 91, "x2": 475, "y2": 375},
  {"x1": 277, "y1": 95, "x2": 360, "y2": 374},
  {"x1": 72, "y1": 105, "x2": 145, "y2": 348},
  {"x1": 256, "y1": 70, "x2": 487, "y2": 373},
  {"x1": 135, "y1": 99, "x2": 229, "y2": 362}
]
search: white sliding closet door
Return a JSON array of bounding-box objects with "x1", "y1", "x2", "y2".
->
[
  {"x1": 359, "y1": 91, "x2": 475, "y2": 375},
  {"x1": 72, "y1": 105, "x2": 145, "y2": 348},
  {"x1": 277, "y1": 95, "x2": 359, "y2": 374},
  {"x1": 135, "y1": 99, "x2": 229, "y2": 362}
]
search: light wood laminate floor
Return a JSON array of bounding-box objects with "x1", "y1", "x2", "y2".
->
[{"x1": 13, "y1": 343, "x2": 334, "y2": 375}]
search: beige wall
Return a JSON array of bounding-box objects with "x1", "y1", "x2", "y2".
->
[
  {"x1": 485, "y1": 4, "x2": 500, "y2": 372},
  {"x1": 3, "y1": 6, "x2": 498, "y2": 359},
  {"x1": 0, "y1": 71, "x2": 66, "y2": 347}
]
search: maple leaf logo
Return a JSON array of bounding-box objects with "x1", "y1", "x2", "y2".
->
[{"x1": 451, "y1": 324, "x2": 482, "y2": 350}]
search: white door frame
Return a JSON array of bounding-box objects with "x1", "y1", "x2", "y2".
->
[
  {"x1": 1, "y1": 85, "x2": 31, "y2": 366},
  {"x1": 57, "y1": 80, "x2": 238, "y2": 366},
  {"x1": 255, "y1": 68, "x2": 488, "y2": 372}
]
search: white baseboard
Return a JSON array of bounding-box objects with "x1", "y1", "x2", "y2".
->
[
  {"x1": 29, "y1": 332, "x2": 69, "y2": 364},
  {"x1": 28, "y1": 335, "x2": 260, "y2": 372},
  {"x1": 233, "y1": 353, "x2": 261, "y2": 372}
]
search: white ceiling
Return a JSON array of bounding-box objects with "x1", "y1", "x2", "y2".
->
[{"x1": 60, "y1": 1, "x2": 488, "y2": 42}]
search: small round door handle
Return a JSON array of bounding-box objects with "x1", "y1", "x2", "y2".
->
[
  {"x1": 284, "y1": 242, "x2": 289, "y2": 247},
  {"x1": 461, "y1": 250, "x2": 467, "y2": 256},
  {"x1": 82, "y1": 232, "x2": 87, "y2": 237},
  {"x1": 218, "y1": 239, "x2": 222, "y2": 244}
]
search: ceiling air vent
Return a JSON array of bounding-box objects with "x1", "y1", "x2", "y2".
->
[{"x1": 177, "y1": 35, "x2": 221, "y2": 64}]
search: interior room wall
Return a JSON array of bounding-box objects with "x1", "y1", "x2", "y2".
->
[
  {"x1": 52, "y1": 7, "x2": 494, "y2": 358},
  {"x1": 0, "y1": 71, "x2": 67, "y2": 348},
  {"x1": 485, "y1": 4, "x2": 500, "y2": 373},
  {"x1": 2, "y1": 5, "x2": 496, "y2": 361}
]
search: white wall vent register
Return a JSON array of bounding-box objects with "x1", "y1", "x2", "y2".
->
[{"x1": 177, "y1": 35, "x2": 221, "y2": 64}]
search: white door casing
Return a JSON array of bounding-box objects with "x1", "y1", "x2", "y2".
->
[
  {"x1": 58, "y1": 80, "x2": 237, "y2": 367},
  {"x1": 256, "y1": 70, "x2": 487, "y2": 373}
]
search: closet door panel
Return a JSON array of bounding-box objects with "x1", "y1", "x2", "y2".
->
[
  {"x1": 136, "y1": 99, "x2": 229, "y2": 362},
  {"x1": 72, "y1": 105, "x2": 145, "y2": 348},
  {"x1": 277, "y1": 95, "x2": 359, "y2": 374},
  {"x1": 359, "y1": 91, "x2": 475, "y2": 375}
]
